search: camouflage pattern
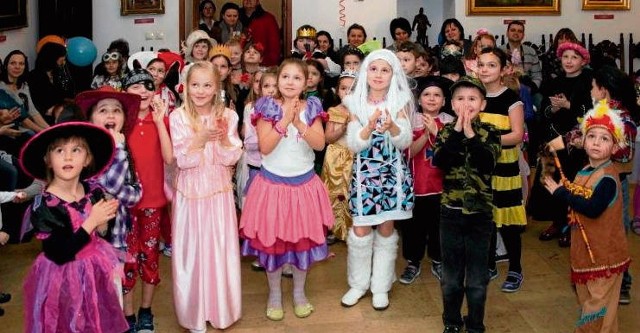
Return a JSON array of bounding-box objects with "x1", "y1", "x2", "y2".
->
[{"x1": 433, "y1": 118, "x2": 501, "y2": 216}]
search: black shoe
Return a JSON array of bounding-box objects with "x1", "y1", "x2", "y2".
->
[
  {"x1": 0, "y1": 293, "x2": 10, "y2": 304},
  {"x1": 443, "y1": 325, "x2": 462, "y2": 333},
  {"x1": 619, "y1": 289, "x2": 631, "y2": 305},
  {"x1": 558, "y1": 233, "x2": 571, "y2": 248},
  {"x1": 0, "y1": 306, "x2": 4, "y2": 316}
]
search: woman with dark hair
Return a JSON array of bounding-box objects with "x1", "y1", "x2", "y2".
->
[
  {"x1": 438, "y1": 18, "x2": 472, "y2": 56},
  {"x1": 317, "y1": 30, "x2": 339, "y2": 64},
  {"x1": 386, "y1": 17, "x2": 412, "y2": 52},
  {"x1": 541, "y1": 28, "x2": 578, "y2": 83},
  {"x1": 338, "y1": 23, "x2": 368, "y2": 60},
  {"x1": 217, "y1": 2, "x2": 243, "y2": 44},
  {"x1": 0, "y1": 51, "x2": 49, "y2": 135},
  {"x1": 198, "y1": 0, "x2": 221, "y2": 42},
  {"x1": 27, "y1": 42, "x2": 75, "y2": 124}
]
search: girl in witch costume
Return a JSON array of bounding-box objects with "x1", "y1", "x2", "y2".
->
[
  {"x1": 543, "y1": 101, "x2": 631, "y2": 332},
  {"x1": 20, "y1": 122, "x2": 128, "y2": 333}
]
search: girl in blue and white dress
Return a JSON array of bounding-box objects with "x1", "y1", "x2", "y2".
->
[{"x1": 341, "y1": 49, "x2": 414, "y2": 311}]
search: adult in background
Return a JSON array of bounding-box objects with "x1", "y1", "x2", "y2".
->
[
  {"x1": 217, "y1": 2, "x2": 243, "y2": 44},
  {"x1": 27, "y1": 43, "x2": 74, "y2": 124},
  {"x1": 438, "y1": 18, "x2": 472, "y2": 57},
  {"x1": 499, "y1": 20, "x2": 542, "y2": 93},
  {"x1": 198, "y1": 0, "x2": 222, "y2": 42},
  {"x1": 386, "y1": 17, "x2": 415, "y2": 52},
  {"x1": 540, "y1": 28, "x2": 578, "y2": 83},
  {"x1": 317, "y1": 31, "x2": 340, "y2": 64},
  {"x1": 240, "y1": 0, "x2": 281, "y2": 67}
]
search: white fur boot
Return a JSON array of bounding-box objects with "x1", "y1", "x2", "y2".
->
[
  {"x1": 370, "y1": 229, "x2": 399, "y2": 310},
  {"x1": 341, "y1": 229, "x2": 374, "y2": 307}
]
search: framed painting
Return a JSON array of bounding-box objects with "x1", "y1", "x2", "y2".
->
[
  {"x1": 121, "y1": 0, "x2": 165, "y2": 16},
  {"x1": 0, "y1": 0, "x2": 28, "y2": 31},
  {"x1": 582, "y1": 0, "x2": 630, "y2": 10},
  {"x1": 467, "y1": 0, "x2": 561, "y2": 16}
]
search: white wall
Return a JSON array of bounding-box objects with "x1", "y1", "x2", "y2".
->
[
  {"x1": 292, "y1": 0, "x2": 397, "y2": 49},
  {"x1": 92, "y1": 0, "x2": 181, "y2": 58},
  {"x1": 3, "y1": 1, "x2": 639, "y2": 71},
  {"x1": 0, "y1": 1, "x2": 39, "y2": 67},
  {"x1": 452, "y1": 1, "x2": 640, "y2": 46}
]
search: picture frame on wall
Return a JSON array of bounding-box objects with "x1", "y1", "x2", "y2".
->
[
  {"x1": 121, "y1": 0, "x2": 165, "y2": 16},
  {"x1": 582, "y1": 0, "x2": 630, "y2": 10},
  {"x1": 467, "y1": 0, "x2": 561, "y2": 16},
  {"x1": 0, "y1": 0, "x2": 28, "y2": 31}
]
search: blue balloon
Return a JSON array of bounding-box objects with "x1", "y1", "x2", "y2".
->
[{"x1": 66, "y1": 37, "x2": 97, "y2": 67}]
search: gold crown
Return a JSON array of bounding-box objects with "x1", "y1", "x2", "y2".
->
[
  {"x1": 296, "y1": 26, "x2": 316, "y2": 39},
  {"x1": 209, "y1": 44, "x2": 231, "y2": 60}
]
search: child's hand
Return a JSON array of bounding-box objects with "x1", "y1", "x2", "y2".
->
[
  {"x1": 366, "y1": 108, "x2": 383, "y2": 131},
  {"x1": 454, "y1": 110, "x2": 464, "y2": 132},
  {"x1": 462, "y1": 108, "x2": 476, "y2": 139},
  {"x1": 151, "y1": 96, "x2": 167, "y2": 124},
  {"x1": 378, "y1": 109, "x2": 395, "y2": 133},
  {"x1": 0, "y1": 231, "x2": 9, "y2": 245},
  {"x1": 108, "y1": 128, "x2": 125, "y2": 144},
  {"x1": 542, "y1": 176, "x2": 561, "y2": 194},
  {"x1": 86, "y1": 199, "x2": 118, "y2": 230},
  {"x1": 423, "y1": 114, "x2": 438, "y2": 136}
]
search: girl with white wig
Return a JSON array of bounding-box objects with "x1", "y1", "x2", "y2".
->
[{"x1": 341, "y1": 49, "x2": 414, "y2": 310}]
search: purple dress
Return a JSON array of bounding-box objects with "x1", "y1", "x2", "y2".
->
[{"x1": 23, "y1": 182, "x2": 128, "y2": 333}]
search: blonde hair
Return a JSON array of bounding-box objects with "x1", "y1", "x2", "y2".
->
[
  {"x1": 182, "y1": 61, "x2": 224, "y2": 132},
  {"x1": 246, "y1": 67, "x2": 277, "y2": 105}
]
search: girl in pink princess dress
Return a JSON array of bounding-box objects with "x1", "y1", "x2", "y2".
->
[
  {"x1": 240, "y1": 58, "x2": 334, "y2": 321},
  {"x1": 170, "y1": 61, "x2": 243, "y2": 332}
]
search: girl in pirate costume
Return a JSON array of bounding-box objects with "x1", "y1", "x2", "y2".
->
[{"x1": 543, "y1": 100, "x2": 631, "y2": 333}]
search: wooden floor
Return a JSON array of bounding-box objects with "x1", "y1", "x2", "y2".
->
[{"x1": 1, "y1": 220, "x2": 639, "y2": 332}]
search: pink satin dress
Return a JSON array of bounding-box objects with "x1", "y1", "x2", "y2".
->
[{"x1": 169, "y1": 107, "x2": 243, "y2": 330}]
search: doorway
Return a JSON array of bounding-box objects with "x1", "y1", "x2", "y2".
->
[{"x1": 179, "y1": 0, "x2": 292, "y2": 62}]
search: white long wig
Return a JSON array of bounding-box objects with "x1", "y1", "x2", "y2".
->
[{"x1": 343, "y1": 49, "x2": 415, "y2": 124}]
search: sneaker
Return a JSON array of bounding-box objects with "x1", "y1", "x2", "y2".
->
[
  {"x1": 619, "y1": 289, "x2": 631, "y2": 305},
  {"x1": 399, "y1": 264, "x2": 421, "y2": 284},
  {"x1": 495, "y1": 254, "x2": 509, "y2": 263},
  {"x1": 161, "y1": 245, "x2": 172, "y2": 257},
  {"x1": 558, "y1": 232, "x2": 571, "y2": 248},
  {"x1": 431, "y1": 261, "x2": 443, "y2": 281},
  {"x1": 126, "y1": 315, "x2": 136, "y2": 333},
  {"x1": 443, "y1": 325, "x2": 462, "y2": 333},
  {"x1": 501, "y1": 271, "x2": 524, "y2": 293},
  {"x1": 489, "y1": 268, "x2": 499, "y2": 281},
  {"x1": 136, "y1": 310, "x2": 155, "y2": 333}
]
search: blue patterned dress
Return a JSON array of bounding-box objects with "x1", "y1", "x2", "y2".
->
[{"x1": 349, "y1": 127, "x2": 414, "y2": 226}]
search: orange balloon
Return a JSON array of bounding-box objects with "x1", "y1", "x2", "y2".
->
[{"x1": 36, "y1": 35, "x2": 66, "y2": 53}]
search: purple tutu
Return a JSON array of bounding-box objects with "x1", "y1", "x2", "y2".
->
[{"x1": 23, "y1": 237, "x2": 128, "y2": 333}]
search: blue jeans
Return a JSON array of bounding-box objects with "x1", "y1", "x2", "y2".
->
[
  {"x1": 0, "y1": 158, "x2": 17, "y2": 191},
  {"x1": 440, "y1": 207, "x2": 493, "y2": 333}
]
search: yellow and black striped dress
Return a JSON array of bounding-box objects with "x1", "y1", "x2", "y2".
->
[{"x1": 479, "y1": 87, "x2": 527, "y2": 227}]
